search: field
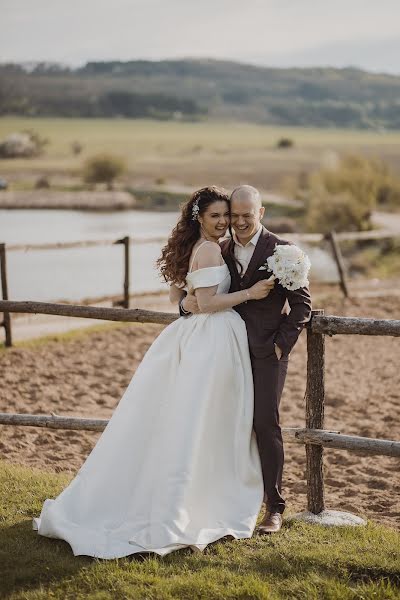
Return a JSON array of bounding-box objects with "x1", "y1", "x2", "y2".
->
[
  {"x1": 1, "y1": 117, "x2": 400, "y2": 597},
  {"x1": 0, "y1": 291, "x2": 400, "y2": 598},
  {"x1": 1, "y1": 117, "x2": 400, "y2": 191}
]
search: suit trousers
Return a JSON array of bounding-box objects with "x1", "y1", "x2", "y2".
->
[{"x1": 250, "y1": 352, "x2": 289, "y2": 514}]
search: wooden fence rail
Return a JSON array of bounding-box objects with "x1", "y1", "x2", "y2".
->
[
  {"x1": 0, "y1": 412, "x2": 398, "y2": 457},
  {"x1": 0, "y1": 300, "x2": 177, "y2": 325},
  {"x1": 0, "y1": 304, "x2": 399, "y2": 518},
  {"x1": 311, "y1": 315, "x2": 400, "y2": 337},
  {"x1": 0, "y1": 235, "x2": 136, "y2": 345},
  {"x1": 2, "y1": 227, "x2": 400, "y2": 345},
  {"x1": 1, "y1": 300, "x2": 400, "y2": 336},
  {"x1": 5, "y1": 236, "x2": 167, "y2": 252}
]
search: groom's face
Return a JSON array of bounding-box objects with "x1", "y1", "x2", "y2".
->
[{"x1": 230, "y1": 196, "x2": 265, "y2": 244}]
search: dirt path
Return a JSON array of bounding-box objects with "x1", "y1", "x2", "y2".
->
[
  {"x1": 372, "y1": 210, "x2": 400, "y2": 232},
  {"x1": 0, "y1": 293, "x2": 399, "y2": 531}
]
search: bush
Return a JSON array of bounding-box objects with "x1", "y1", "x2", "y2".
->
[
  {"x1": 276, "y1": 137, "x2": 294, "y2": 149},
  {"x1": 71, "y1": 141, "x2": 83, "y2": 155},
  {"x1": 82, "y1": 154, "x2": 126, "y2": 189},
  {"x1": 299, "y1": 154, "x2": 400, "y2": 233},
  {"x1": 0, "y1": 129, "x2": 48, "y2": 158},
  {"x1": 34, "y1": 176, "x2": 50, "y2": 189},
  {"x1": 376, "y1": 179, "x2": 400, "y2": 209},
  {"x1": 348, "y1": 237, "x2": 400, "y2": 278},
  {"x1": 306, "y1": 188, "x2": 373, "y2": 233}
]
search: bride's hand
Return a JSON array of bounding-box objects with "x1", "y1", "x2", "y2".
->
[{"x1": 248, "y1": 278, "x2": 275, "y2": 300}]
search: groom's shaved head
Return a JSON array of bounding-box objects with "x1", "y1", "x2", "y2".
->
[
  {"x1": 230, "y1": 185, "x2": 262, "y2": 208},
  {"x1": 230, "y1": 184, "x2": 265, "y2": 245}
]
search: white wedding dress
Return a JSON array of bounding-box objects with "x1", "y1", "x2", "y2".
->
[{"x1": 32, "y1": 253, "x2": 264, "y2": 558}]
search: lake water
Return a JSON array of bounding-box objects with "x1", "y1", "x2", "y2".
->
[{"x1": 0, "y1": 209, "x2": 338, "y2": 303}]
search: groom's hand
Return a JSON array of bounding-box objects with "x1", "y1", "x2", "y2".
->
[{"x1": 182, "y1": 293, "x2": 200, "y2": 314}]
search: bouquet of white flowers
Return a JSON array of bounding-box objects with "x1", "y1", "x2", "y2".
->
[{"x1": 265, "y1": 243, "x2": 311, "y2": 291}]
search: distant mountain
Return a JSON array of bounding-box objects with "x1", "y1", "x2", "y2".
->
[{"x1": 1, "y1": 59, "x2": 400, "y2": 128}]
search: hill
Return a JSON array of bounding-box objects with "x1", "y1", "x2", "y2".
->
[{"x1": 1, "y1": 59, "x2": 400, "y2": 128}]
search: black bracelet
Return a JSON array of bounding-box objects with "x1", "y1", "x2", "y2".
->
[{"x1": 179, "y1": 297, "x2": 191, "y2": 316}]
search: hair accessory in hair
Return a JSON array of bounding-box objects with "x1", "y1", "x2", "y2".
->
[{"x1": 191, "y1": 197, "x2": 200, "y2": 220}]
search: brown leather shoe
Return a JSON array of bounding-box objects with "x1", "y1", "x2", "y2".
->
[{"x1": 257, "y1": 511, "x2": 283, "y2": 534}]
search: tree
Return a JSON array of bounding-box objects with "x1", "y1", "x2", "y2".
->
[{"x1": 82, "y1": 154, "x2": 126, "y2": 190}]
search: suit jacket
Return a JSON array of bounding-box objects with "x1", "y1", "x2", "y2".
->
[{"x1": 220, "y1": 226, "x2": 312, "y2": 359}]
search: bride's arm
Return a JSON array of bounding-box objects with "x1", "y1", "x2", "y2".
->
[
  {"x1": 194, "y1": 243, "x2": 271, "y2": 313},
  {"x1": 169, "y1": 284, "x2": 185, "y2": 304}
]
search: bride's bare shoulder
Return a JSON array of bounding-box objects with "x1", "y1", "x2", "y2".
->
[
  {"x1": 193, "y1": 241, "x2": 222, "y2": 269},
  {"x1": 198, "y1": 241, "x2": 221, "y2": 254}
]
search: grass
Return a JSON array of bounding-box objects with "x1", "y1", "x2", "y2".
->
[
  {"x1": 1, "y1": 117, "x2": 400, "y2": 190},
  {"x1": 1, "y1": 460, "x2": 399, "y2": 599}
]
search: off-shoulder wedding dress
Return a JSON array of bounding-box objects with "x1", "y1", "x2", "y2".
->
[{"x1": 32, "y1": 250, "x2": 263, "y2": 558}]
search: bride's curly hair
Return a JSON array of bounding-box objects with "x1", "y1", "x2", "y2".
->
[{"x1": 156, "y1": 186, "x2": 230, "y2": 286}]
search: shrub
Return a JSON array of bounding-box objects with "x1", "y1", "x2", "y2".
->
[
  {"x1": 276, "y1": 137, "x2": 294, "y2": 149},
  {"x1": 0, "y1": 130, "x2": 48, "y2": 158},
  {"x1": 299, "y1": 154, "x2": 400, "y2": 232},
  {"x1": 71, "y1": 141, "x2": 83, "y2": 155},
  {"x1": 376, "y1": 178, "x2": 400, "y2": 209},
  {"x1": 35, "y1": 176, "x2": 50, "y2": 189},
  {"x1": 306, "y1": 188, "x2": 373, "y2": 233},
  {"x1": 82, "y1": 154, "x2": 126, "y2": 189},
  {"x1": 22, "y1": 129, "x2": 49, "y2": 155}
]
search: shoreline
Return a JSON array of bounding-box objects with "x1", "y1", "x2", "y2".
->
[
  {"x1": 0, "y1": 186, "x2": 303, "y2": 211},
  {"x1": 0, "y1": 190, "x2": 137, "y2": 211}
]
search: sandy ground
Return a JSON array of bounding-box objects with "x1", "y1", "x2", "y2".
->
[{"x1": 0, "y1": 291, "x2": 399, "y2": 531}]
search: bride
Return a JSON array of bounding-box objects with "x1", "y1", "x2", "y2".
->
[{"x1": 32, "y1": 186, "x2": 274, "y2": 558}]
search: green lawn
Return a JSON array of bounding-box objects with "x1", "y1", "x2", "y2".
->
[
  {"x1": 1, "y1": 460, "x2": 399, "y2": 599},
  {"x1": 1, "y1": 117, "x2": 400, "y2": 190}
]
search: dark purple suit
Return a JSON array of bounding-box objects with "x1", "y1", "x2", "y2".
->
[{"x1": 220, "y1": 226, "x2": 312, "y2": 513}]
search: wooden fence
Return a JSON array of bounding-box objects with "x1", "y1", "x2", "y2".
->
[
  {"x1": 1, "y1": 227, "x2": 399, "y2": 347},
  {"x1": 0, "y1": 301, "x2": 399, "y2": 516},
  {"x1": 0, "y1": 234, "x2": 155, "y2": 346}
]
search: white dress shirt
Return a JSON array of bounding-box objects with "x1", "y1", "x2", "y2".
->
[{"x1": 232, "y1": 225, "x2": 263, "y2": 276}]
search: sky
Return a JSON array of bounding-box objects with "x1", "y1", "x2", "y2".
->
[{"x1": 1, "y1": 0, "x2": 400, "y2": 74}]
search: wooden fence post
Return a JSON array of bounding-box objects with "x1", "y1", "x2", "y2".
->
[
  {"x1": 122, "y1": 236, "x2": 130, "y2": 309},
  {"x1": 327, "y1": 230, "x2": 349, "y2": 298},
  {"x1": 113, "y1": 236, "x2": 130, "y2": 309},
  {"x1": 0, "y1": 243, "x2": 12, "y2": 347},
  {"x1": 305, "y1": 308, "x2": 325, "y2": 513}
]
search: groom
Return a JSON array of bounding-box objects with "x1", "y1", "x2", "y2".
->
[{"x1": 180, "y1": 185, "x2": 312, "y2": 533}]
